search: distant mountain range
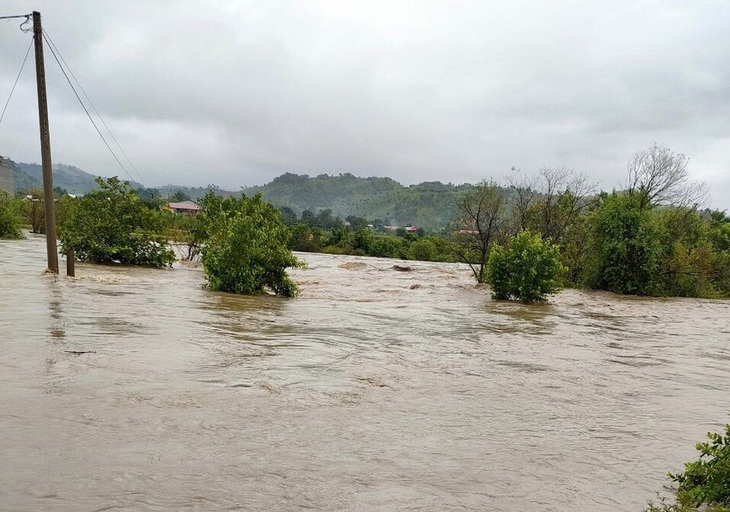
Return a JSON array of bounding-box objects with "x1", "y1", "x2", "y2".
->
[{"x1": 1, "y1": 155, "x2": 476, "y2": 229}]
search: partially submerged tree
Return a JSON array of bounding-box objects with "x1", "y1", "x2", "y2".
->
[
  {"x1": 487, "y1": 230, "x2": 565, "y2": 303},
  {"x1": 22, "y1": 188, "x2": 46, "y2": 234},
  {"x1": 451, "y1": 180, "x2": 508, "y2": 283},
  {"x1": 583, "y1": 192, "x2": 663, "y2": 295},
  {"x1": 59, "y1": 177, "x2": 175, "y2": 267},
  {"x1": 0, "y1": 192, "x2": 23, "y2": 240},
  {"x1": 197, "y1": 192, "x2": 304, "y2": 297}
]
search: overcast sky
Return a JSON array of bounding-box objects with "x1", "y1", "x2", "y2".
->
[{"x1": 1, "y1": 1, "x2": 728, "y2": 208}]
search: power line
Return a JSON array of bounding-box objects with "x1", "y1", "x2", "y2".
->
[
  {"x1": 0, "y1": 36, "x2": 32, "y2": 128},
  {"x1": 43, "y1": 28, "x2": 146, "y2": 186},
  {"x1": 41, "y1": 30, "x2": 143, "y2": 186},
  {"x1": 0, "y1": 13, "x2": 30, "y2": 20}
]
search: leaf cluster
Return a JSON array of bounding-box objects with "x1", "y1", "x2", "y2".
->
[
  {"x1": 197, "y1": 192, "x2": 304, "y2": 297},
  {"x1": 486, "y1": 230, "x2": 565, "y2": 303},
  {"x1": 0, "y1": 192, "x2": 23, "y2": 240},
  {"x1": 59, "y1": 177, "x2": 175, "y2": 267}
]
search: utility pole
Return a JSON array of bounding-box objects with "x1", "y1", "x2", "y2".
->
[{"x1": 32, "y1": 11, "x2": 59, "y2": 273}]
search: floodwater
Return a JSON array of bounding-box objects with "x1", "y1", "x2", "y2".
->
[{"x1": 1, "y1": 234, "x2": 729, "y2": 512}]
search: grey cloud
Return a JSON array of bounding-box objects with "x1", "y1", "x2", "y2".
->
[{"x1": 0, "y1": 0, "x2": 728, "y2": 210}]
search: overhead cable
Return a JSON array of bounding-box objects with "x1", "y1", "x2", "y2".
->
[
  {"x1": 0, "y1": 37, "x2": 33, "y2": 128},
  {"x1": 41, "y1": 30, "x2": 142, "y2": 185},
  {"x1": 43, "y1": 28, "x2": 146, "y2": 186}
]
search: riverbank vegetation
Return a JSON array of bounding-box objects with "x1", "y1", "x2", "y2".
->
[
  {"x1": 277, "y1": 144, "x2": 730, "y2": 299},
  {"x1": 4, "y1": 143, "x2": 729, "y2": 299},
  {"x1": 0, "y1": 191, "x2": 23, "y2": 239},
  {"x1": 59, "y1": 177, "x2": 175, "y2": 267}
]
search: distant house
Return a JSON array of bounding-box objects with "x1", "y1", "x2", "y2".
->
[
  {"x1": 162, "y1": 200, "x2": 200, "y2": 215},
  {"x1": 405, "y1": 226, "x2": 418, "y2": 233}
]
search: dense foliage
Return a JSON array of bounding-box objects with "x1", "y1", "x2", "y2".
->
[
  {"x1": 583, "y1": 193, "x2": 662, "y2": 295},
  {"x1": 487, "y1": 230, "x2": 565, "y2": 303},
  {"x1": 6, "y1": 144, "x2": 730, "y2": 299},
  {"x1": 0, "y1": 192, "x2": 23, "y2": 239},
  {"x1": 196, "y1": 192, "x2": 303, "y2": 297},
  {"x1": 59, "y1": 177, "x2": 175, "y2": 267},
  {"x1": 647, "y1": 423, "x2": 730, "y2": 512}
]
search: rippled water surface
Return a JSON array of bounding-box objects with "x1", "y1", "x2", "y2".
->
[{"x1": 2, "y1": 234, "x2": 730, "y2": 511}]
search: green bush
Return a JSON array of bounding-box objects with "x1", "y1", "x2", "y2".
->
[
  {"x1": 0, "y1": 193, "x2": 23, "y2": 239},
  {"x1": 287, "y1": 223, "x2": 324, "y2": 252},
  {"x1": 199, "y1": 192, "x2": 304, "y2": 297},
  {"x1": 368, "y1": 235, "x2": 403, "y2": 258},
  {"x1": 486, "y1": 230, "x2": 565, "y2": 303},
  {"x1": 59, "y1": 177, "x2": 175, "y2": 267},
  {"x1": 582, "y1": 193, "x2": 664, "y2": 295},
  {"x1": 647, "y1": 423, "x2": 730, "y2": 512}
]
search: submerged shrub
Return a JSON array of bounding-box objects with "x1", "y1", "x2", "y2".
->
[
  {"x1": 486, "y1": 230, "x2": 564, "y2": 303},
  {"x1": 0, "y1": 194, "x2": 23, "y2": 240},
  {"x1": 59, "y1": 177, "x2": 175, "y2": 267},
  {"x1": 199, "y1": 192, "x2": 304, "y2": 297}
]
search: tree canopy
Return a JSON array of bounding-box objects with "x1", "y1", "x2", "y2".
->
[
  {"x1": 59, "y1": 177, "x2": 175, "y2": 267},
  {"x1": 197, "y1": 192, "x2": 304, "y2": 297}
]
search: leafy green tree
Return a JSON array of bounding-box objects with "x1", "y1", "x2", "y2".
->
[
  {"x1": 59, "y1": 177, "x2": 175, "y2": 267},
  {"x1": 300, "y1": 209, "x2": 316, "y2": 227},
  {"x1": 582, "y1": 193, "x2": 663, "y2": 295},
  {"x1": 486, "y1": 230, "x2": 565, "y2": 303},
  {"x1": 287, "y1": 223, "x2": 324, "y2": 252},
  {"x1": 136, "y1": 187, "x2": 166, "y2": 211},
  {"x1": 169, "y1": 190, "x2": 191, "y2": 202},
  {"x1": 198, "y1": 192, "x2": 304, "y2": 297},
  {"x1": 407, "y1": 236, "x2": 454, "y2": 262},
  {"x1": 278, "y1": 206, "x2": 298, "y2": 226},
  {"x1": 346, "y1": 215, "x2": 370, "y2": 231},
  {"x1": 0, "y1": 193, "x2": 23, "y2": 239},
  {"x1": 25, "y1": 189, "x2": 45, "y2": 234},
  {"x1": 368, "y1": 235, "x2": 403, "y2": 258},
  {"x1": 315, "y1": 208, "x2": 341, "y2": 229}
]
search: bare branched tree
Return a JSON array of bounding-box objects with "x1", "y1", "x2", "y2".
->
[
  {"x1": 506, "y1": 167, "x2": 537, "y2": 232},
  {"x1": 625, "y1": 143, "x2": 708, "y2": 209},
  {"x1": 533, "y1": 167, "x2": 596, "y2": 242},
  {"x1": 451, "y1": 180, "x2": 508, "y2": 283}
]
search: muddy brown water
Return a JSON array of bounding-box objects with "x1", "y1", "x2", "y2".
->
[{"x1": 1, "y1": 234, "x2": 729, "y2": 511}]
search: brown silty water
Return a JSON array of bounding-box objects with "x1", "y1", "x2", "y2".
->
[{"x1": 1, "y1": 234, "x2": 729, "y2": 511}]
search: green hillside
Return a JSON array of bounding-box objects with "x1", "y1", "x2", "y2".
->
[
  {"x1": 14, "y1": 161, "x2": 135, "y2": 195},
  {"x1": 4, "y1": 152, "x2": 482, "y2": 230},
  {"x1": 245, "y1": 173, "x2": 475, "y2": 230},
  {"x1": 0, "y1": 156, "x2": 41, "y2": 192}
]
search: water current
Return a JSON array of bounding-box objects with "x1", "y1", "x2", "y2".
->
[{"x1": 1, "y1": 234, "x2": 729, "y2": 511}]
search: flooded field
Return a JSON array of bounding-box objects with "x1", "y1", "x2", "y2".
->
[{"x1": 1, "y1": 234, "x2": 729, "y2": 511}]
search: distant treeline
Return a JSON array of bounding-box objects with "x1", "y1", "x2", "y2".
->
[{"x1": 2, "y1": 144, "x2": 730, "y2": 298}]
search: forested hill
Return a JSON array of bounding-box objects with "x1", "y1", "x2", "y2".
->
[
  {"x1": 245, "y1": 173, "x2": 475, "y2": 230},
  {"x1": 3, "y1": 153, "x2": 480, "y2": 230},
  {"x1": 14, "y1": 161, "x2": 142, "y2": 194}
]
